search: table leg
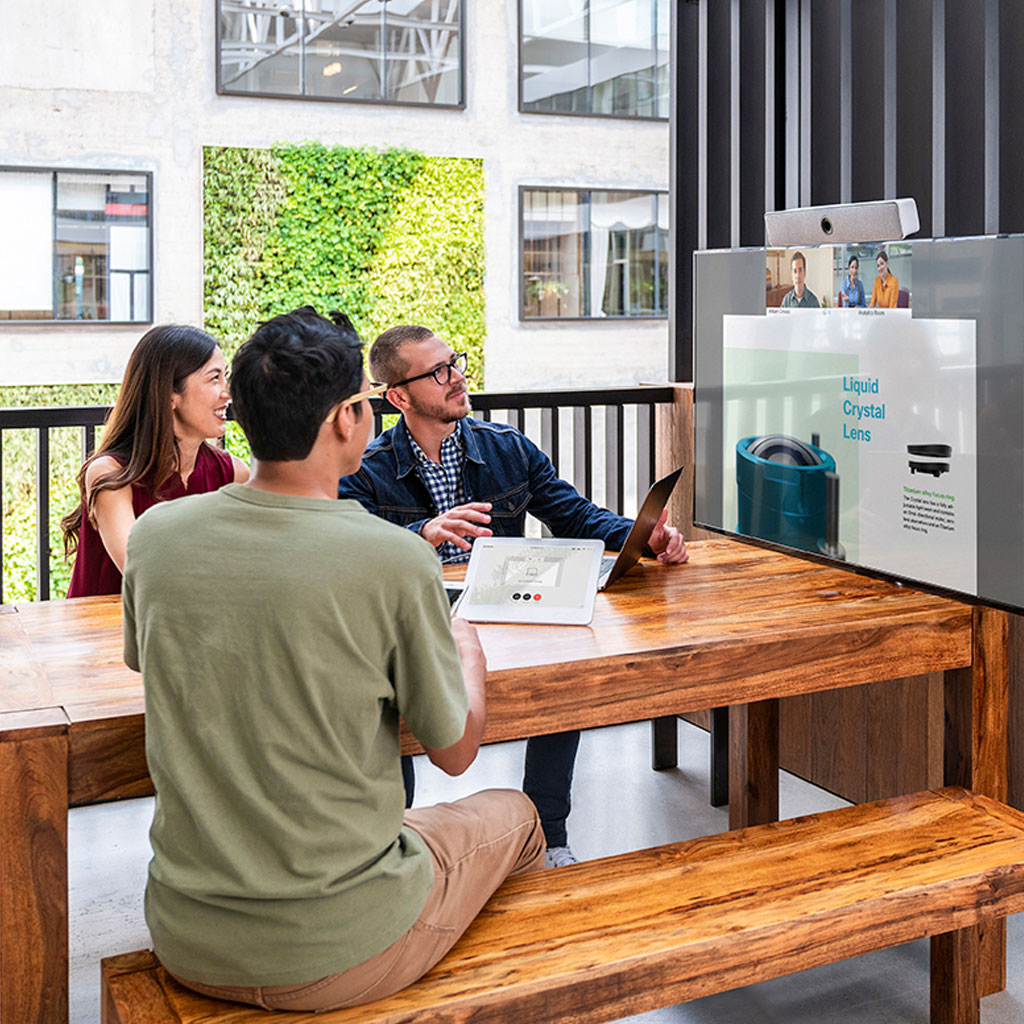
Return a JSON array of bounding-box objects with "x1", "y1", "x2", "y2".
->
[
  {"x1": 931, "y1": 925, "x2": 980, "y2": 1024},
  {"x1": 943, "y1": 605, "x2": 1010, "y2": 998},
  {"x1": 650, "y1": 716, "x2": 678, "y2": 770},
  {"x1": 728, "y1": 699, "x2": 779, "y2": 830},
  {"x1": 0, "y1": 708, "x2": 71, "y2": 1024},
  {"x1": 710, "y1": 706, "x2": 729, "y2": 807}
]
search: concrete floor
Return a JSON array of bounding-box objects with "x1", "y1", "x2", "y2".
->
[{"x1": 70, "y1": 718, "x2": 1024, "y2": 1023}]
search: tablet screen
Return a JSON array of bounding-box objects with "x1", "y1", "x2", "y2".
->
[{"x1": 459, "y1": 538, "x2": 604, "y2": 624}]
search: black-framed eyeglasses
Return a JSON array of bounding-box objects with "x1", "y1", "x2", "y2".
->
[{"x1": 391, "y1": 352, "x2": 468, "y2": 389}]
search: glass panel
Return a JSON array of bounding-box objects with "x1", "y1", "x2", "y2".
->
[
  {"x1": 55, "y1": 172, "x2": 150, "y2": 322},
  {"x1": 0, "y1": 170, "x2": 53, "y2": 319},
  {"x1": 522, "y1": 189, "x2": 586, "y2": 318},
  {"x1": 591, "y1": 191, "x2": 659, "y2": 316},
  {"x1": 589, "y1": 0, "x2": 657, "y2": 117},
  {"x1": 654, "y1": 192, "x2": 669, "y2": 313},
  {"x1": 219, "y1": 0, "x2": 462, "y2": 105},
  {"x1": 654, "y1": 0, "x2": 670, "y2": 117},
  {"x1": 385, "y1": 0, "x2": 461, "y2": 104},
  {"x1": 304, "y1": 0, "x2": 383, "y2": 100},
  {"x1": 521, "y1": 0, "x2": 588, "y2": 113},
  {"x1": 219, "y1": 0, "x2": 304, "y2": 96}
]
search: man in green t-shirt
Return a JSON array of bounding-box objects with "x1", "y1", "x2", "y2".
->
[{"x1": 122, "y1": 307, "x2": 544, "y2": 1013}]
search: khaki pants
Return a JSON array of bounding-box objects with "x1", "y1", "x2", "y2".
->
[{"x1": 172, "y1": 788, "x2": 544, "y2": 1012}]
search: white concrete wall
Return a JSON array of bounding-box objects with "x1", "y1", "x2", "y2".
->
[{"x1": 0, "y1": 0, "x2": 669, "y2": 389}]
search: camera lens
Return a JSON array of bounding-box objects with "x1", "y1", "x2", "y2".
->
[{"x1": 821, "y1": 216, "x2": 833, "y2": 235}]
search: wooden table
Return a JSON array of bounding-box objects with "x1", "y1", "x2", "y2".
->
[{"x1": 0, "y1": 538, "x2": 1009, "y2": 1024}]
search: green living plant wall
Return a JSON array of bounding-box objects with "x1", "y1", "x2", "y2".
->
[{"x1": 204, "y1": 141, "x2": 485, "y2": 384}]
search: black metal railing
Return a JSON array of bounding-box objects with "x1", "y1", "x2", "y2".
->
[{"x1": 0, "y1": 386, "x2": 676, "y2": 602}]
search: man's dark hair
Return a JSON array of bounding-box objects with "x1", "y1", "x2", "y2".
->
[
  {"x1": 791, "y1": 251, "x2": 806, "y2": 271},
  {"x1": 231, "y1": 307, "x2": 363, "y2": 461},
  {"x1": 370, "y1": 324, "x2": 437, "y2": 385}
]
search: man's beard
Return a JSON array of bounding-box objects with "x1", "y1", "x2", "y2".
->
[{"x1": 408, "y1": 387, "x2": 471, "y2": 423}]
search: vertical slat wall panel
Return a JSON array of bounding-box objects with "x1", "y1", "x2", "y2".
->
[
  {"x1": 849, "y1": 0, "x2": 886, "y2": 203},
  {"x1": 998, "y1": 0, "x2": 1024, "y2": 234},
  {"x1": 706, "y1": 0, "x2": 732, "y2": 250},
  {"x1": 984, "y1": 0, "x2": 999, "y2": 235},
  {"x1": 808, "y1": 1, "x2": 840, "y2": 206},
  {"x1": 672, "y1": 0, "x2": 1024, "y2": 380},
  {"x1": 670, "y1": 0, "x2": 699, "y2": 381},
  {"x1": 784, "y1": 0, "x2": 800, "y2": 209},
  {"x1": 738, "y1": 0, "x2": 767, "y2": 246},
  {"x1": 896, "y1": 0, "x2": 934, "y2": 236},
  {"x1": 943, "y1": 1, "x2": 985, "y2": 238}
]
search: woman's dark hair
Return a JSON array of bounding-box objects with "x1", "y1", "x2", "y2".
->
[
  {"x1": 61, "y1": 324, "x2": 219, "y2": 557},
  {"x1": 230, "y1": 307, "x2": 363, "y2": 461},
  {"x1": 848, "y1": 255, "x2": 859, "y2": 269},
  {"x1": 876, "y1": 250, "x2": 889, "y2": 264}
]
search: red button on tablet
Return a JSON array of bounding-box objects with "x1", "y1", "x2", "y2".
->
[{"x1": 533, "y1": 593, "x2": 541, "y2": 601}]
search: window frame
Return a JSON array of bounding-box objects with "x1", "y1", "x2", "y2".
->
[
  {"x1": 517, "y1": 0, "x2": 669, "y2": 121},
  {"x1": 0, "y1": 164, "x2": 154, "y2": 326},
  {"x1": 518, "y1": 184, "x2": 669, "y2": 322},
  {"x1": 215, "y1": 0, "x2": 467, "y2": 110}
]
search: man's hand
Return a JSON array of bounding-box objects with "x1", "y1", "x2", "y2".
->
[
  {"x1": 648, "y1": 508, "x2": 689, "y2": 564},
  {"x1": 421, "y1": 502, "x2": 493, "y2": 551}
]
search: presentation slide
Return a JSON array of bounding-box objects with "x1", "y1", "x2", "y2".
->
[{"x1": 722, "y1": 308, "x2": 976, "y2": 595}]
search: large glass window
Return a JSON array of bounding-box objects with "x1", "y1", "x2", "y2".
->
[
  {"x1": 521, "y1": 187, "x2": 668, "y2": 319},
  {"x1": 218, "y1": 0, "x2": 463, "y2": 106},
  {"x1": 520, "y1": 0, "x2": 669, "y2": 117},
  {"x1": 0, "y1": 169, "x2": 151, "y2": 323}
]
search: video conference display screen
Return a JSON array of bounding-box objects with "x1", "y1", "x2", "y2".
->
[{"x1": 693, "y1": 235, "x2": 1024, "y2": 612}]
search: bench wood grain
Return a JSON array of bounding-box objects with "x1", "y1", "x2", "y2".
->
[{"x1": 102, "y1": 788, "x2": 1024, "y2": 1024}]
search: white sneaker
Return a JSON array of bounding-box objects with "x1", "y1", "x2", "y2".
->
[{"x1": 545, "y1": 845, "x2": 578, "y2": 869}]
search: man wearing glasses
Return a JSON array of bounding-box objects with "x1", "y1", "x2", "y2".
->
[{"x1": 339, "y1": 324, "x2": 688, "y2": 868}]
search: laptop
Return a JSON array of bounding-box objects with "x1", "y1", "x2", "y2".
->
[
  {"x1": 454, "y1": 466, "x2": 684, "y2": 624},
  {"x1": 597, "y1": 465, "x2": 684, "y2": 589}
]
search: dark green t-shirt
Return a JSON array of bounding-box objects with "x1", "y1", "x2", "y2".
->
[{"x1": 122, "y1": 485, "x2": 469, "y2": 986}]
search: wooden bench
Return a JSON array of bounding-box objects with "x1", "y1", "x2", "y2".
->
[{"x1": 102, "y1": 788, "x2": 1024, "y2": 1024}]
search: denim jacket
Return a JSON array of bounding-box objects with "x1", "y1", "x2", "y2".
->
[{"x1": 338, "y1": 417, "x2": 632, "y2": 552}]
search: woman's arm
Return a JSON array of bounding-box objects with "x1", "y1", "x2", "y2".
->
[
  {"x1": 229, "y1": 453, "x2": 250, "y2": 483},
  {"x1": 85, "y1": 456, "x2": 137, "y2": 573}
]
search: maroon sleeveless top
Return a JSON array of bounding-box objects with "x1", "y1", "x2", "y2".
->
[{"x1": 67, "y1": 444, "x2": 235, "y2": 598}]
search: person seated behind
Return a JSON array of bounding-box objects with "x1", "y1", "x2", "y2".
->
[
  {"x1": 62, "y1": 324, "x2": 248, "y2": 597},
  {"x1": 838, "y1": 254, "x2": 866, "y2": 307},
  {"x1": 870, "y1": 249, "x2": 900, "y2": 308},
  {"x1": 780, "y1": 251, "x2": 820, "y2": 308},
  {"x1": 338, "y1": 324, "x2": 688, "y2": 868},
  {"x1": 122, "y1": 308, "x2": 544, "y2": 1013}
]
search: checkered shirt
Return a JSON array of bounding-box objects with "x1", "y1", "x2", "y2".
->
[{"x1": 410, "y1": 422, "x2": 469, "y2": 563}]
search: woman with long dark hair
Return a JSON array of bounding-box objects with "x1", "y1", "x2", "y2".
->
[{"x1": 62, "y1": 324, "x2": 248, "y2": 597}]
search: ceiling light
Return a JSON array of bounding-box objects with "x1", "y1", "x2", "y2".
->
[{"x1": 323, "y1": 61, "x2": 342, "y2": 77}]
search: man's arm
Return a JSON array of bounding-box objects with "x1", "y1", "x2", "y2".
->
[
  {"x1": 517, "y1": 432, "x2": 633, "y2": 549},
  {"x1": 422, "y1": 617, "x2": 486, "y2": 775}
]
